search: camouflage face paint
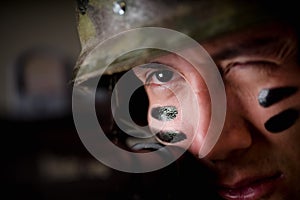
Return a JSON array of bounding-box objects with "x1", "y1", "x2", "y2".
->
[
  {"x1": 264, "y1": 108, "x2": 299, "y2": 133},
  {"x1": 151, "y1": 106, "x2": 178, "y2": 121},
  {"x1": 258, "y1": 87, "x2": 298, "y2": 108},
  {"x1": 156, "y1": 131, "x2": 187, "y2": 143}
]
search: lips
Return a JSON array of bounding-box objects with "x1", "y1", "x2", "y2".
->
[{"x1": 217, "y1": 172, "x2": 283, "y2": 200}]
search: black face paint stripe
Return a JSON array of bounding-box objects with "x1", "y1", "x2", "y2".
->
[
  {"x1": 156, "y1": 131, "x2": 187, "y2": 143},
  {"x1": 264, "y1": 108, "x2": 299, "y2": 133},
  {"x1": 258, "y1": 87, "x2": 298, "y2": 108},
  {"x1": 151, "y1": 106, "x2": 178, "y2": 121}
]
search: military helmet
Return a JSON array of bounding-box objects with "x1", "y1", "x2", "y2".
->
[
  {"x1": 72, "y1": 0, "x2": 300, "y2": 163},
  {"x1": 74, "y1": 0, "x2": 297, "y2": 85}
]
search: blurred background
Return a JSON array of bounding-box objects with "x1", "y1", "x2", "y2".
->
[{"x1": 1, "y1": 1, "x2": 219, "y2": 199}]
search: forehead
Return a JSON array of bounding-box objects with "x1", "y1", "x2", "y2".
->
[
  {"x1": 149, "y1": 23, "x2": 298, "y2": 69},
  {"x1": 201, "y1": 23, "x2": 298, "y2": 60}
]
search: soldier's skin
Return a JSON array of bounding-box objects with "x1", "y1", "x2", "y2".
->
[
  {"x1": 134, "y1": 22, "x2": 300, "y2": 200},
  {"x1": 74, "y1": 1, "x2": 300, "y2": 199}
]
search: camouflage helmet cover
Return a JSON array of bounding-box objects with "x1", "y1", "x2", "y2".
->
[{"x1": 74, "y1": 0, "x2": 293, "y2": 85}]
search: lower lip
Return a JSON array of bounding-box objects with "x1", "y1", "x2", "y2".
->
[{"x1": 218, "y1": 173, "x2": 283, "y2": 200}]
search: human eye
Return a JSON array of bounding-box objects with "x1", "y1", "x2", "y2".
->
[
  {"x1": 134, "y1": 62, "x2": 182, "y2": 87},
  {"x1": 146, "y1": 69, "x2": 175, "y2": 84}
]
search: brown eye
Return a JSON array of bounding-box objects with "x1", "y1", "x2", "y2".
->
[{"x1": 154, "y1": 70, "x2": 174, "y2": 83}]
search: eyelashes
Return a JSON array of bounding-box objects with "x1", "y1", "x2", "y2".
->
[
  {"x1": 258, "y1": 86, "x2": 299, "y2": 133},
  {"x1": 136, "y1": 62, "x2": 181, "y2": 86}
]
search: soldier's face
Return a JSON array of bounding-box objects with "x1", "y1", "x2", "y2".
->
[{"x1": 133, "y1": 23, "x2": 300, "y2": 199}]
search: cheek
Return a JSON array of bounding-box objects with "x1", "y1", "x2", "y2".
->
[
  {"x1": 145, "y1": 80, "x2": 211, "y2": 153},
  {"x1": 187, "y1": 78, "x2": 212, "y2": 155},
  {"x1": 146, "y1": 85, "x2": 188, "y2": 133}
]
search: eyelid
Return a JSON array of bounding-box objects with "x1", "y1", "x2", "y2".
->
[
  {"x1": 146, "y1": 69, "x2": 177, "y2": 85},
  {"x1": 140, "y1": 62, "x2": 170, "y2": 70},
  {"x1": 134, "y1": 62, "x2": 187, "y2": 88},
  {"x1": 137, "y1": 62, "x2": 180, "y2": 85},
  {"x1": 134, "y1": 62, "x2": 170, "y2": 79},
  {"x1": 223, "y1": 60, "x2": 279, "y2": 75}
]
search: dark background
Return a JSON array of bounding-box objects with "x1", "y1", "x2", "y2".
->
[{"x1": 1, "y1": 1, "x2": 220, "y2": 199}]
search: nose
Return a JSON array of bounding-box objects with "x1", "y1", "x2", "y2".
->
[{"x1": 205, "y1": 88, "x2": 253, "y2": 162}]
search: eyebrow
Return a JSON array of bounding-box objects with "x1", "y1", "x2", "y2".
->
[
  {"x1": 211, "y1": 36, "x2": 294, "y2": 62},
  {"x1": 140, "y1": 62, "x2": 170, "y2": 69}
]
